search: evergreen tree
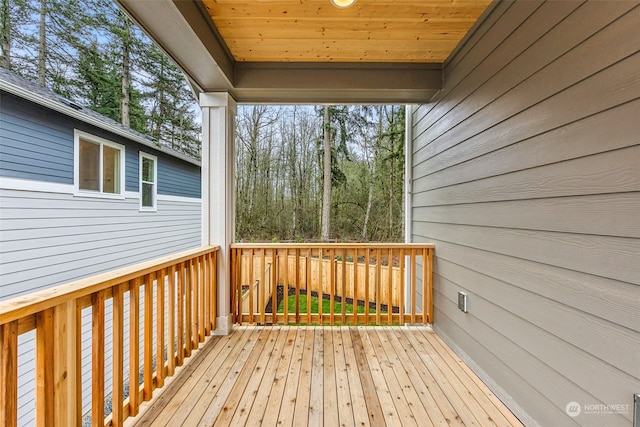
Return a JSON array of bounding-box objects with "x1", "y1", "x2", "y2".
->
[{"x1": 1, "y1": 0, "x2": 200, "y2": 157}]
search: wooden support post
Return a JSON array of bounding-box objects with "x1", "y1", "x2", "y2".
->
[
  {"x1": 210, "y1": 252, "x2": 217, "y2": 331},
  {"x1": 0, "y1": 321, "x2": 18, "y2": 427},
  {"x1": 427, "y1": 248, "x2": 434, "y2": 324}
]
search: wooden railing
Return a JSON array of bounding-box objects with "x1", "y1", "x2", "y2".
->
[
  {"x1": 0, "y1": 246, "x2": 218, "y2": 427},
  {"x1": 230, "y1": 243, "x2": 434, "y2": 325}
]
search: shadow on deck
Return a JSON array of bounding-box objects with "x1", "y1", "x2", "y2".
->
[{"x1": 128, "y1": 326, "x2": 522, "y2": 426}]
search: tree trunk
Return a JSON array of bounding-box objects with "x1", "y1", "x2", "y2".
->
[
  {"x1": 362, "y1": 172, "x2": 374, "y2": 241},
  {"x1": 321, "y1": 105, "x2": 331, "y2": 241},
  {"x1": 0, "y1": 0, "x2": 10, "y2": 69},
  {"x1": 38, "y1": 0, "x2": 46, "y2": 86},
  {"x1": 120, "y1": 16, "x2": 131, "y2": 127}
]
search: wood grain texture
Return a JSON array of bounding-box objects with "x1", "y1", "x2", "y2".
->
[
  {"x1": 202, "y1": 0, "x2": 492, "y2": 62},
  {"x1": 0, "y1": 321, "x2": 18, "y2": 427},
  {"x1": 127, "y1": 326, "x2": 521, "y2": 427}
]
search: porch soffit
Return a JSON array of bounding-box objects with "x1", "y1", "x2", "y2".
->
[{"x1": 115, "y1": 0, "x2": 492, "y2": 104}]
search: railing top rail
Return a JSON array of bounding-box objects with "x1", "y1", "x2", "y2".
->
[
  {"x1": 0, "y1": 245, "x2": 219, "y2": 326},
  {"x1": 231, "y1": 242, "x2": 435, "y2": 249}
]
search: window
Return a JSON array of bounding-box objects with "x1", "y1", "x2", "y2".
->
[
  {"x1": 140, "y1": 152, "x2": 157, "y2": 210},
  {"x1": 74, "y1": 130, "x2": 125, "y2": 197}
]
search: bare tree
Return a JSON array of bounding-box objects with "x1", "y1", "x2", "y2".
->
[{"x1": 321, "y1": 105, "x2": 331, "y2": 241}]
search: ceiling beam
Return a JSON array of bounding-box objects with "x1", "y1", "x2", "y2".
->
[{"x1": 234, "y1": 62, "x2": 442, "y2": 104}]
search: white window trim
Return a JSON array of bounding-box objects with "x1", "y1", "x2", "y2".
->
[
  {"x1": 73, "y1": 130, "x2": 126, "y2": 199},
  {"x1": 139, "y1": 151, "x2": 158, "y2": 211}
]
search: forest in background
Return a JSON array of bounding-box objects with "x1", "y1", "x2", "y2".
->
[
  {"x1": 235, "y1": 105, "x2": 406, "y2": 243},
  {"x1": 0, "y1": 0, "x2": 201, "y2": 157},
  {"x1": 1, "y1": 1, "x2": 406, "y2": 242}
]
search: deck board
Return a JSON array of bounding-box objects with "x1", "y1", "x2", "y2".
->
[{"x1": 128, "y1": 326, "x2": 523, "y2": 427}]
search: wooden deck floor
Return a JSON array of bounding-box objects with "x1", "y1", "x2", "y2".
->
[{"x1": 129, "y1": 326, "x2": 522, "y2": 427}]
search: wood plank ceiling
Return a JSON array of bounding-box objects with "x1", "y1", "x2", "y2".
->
[
  {"x1": 202, "y1": 0, "x2": 492, "y2": 63},
  {"x1": 115, "y1": 0, "x2": 494, "y2": 102}
]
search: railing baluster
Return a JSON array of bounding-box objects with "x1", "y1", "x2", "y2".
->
[
  {"x1": 185, "y1": 262, "x2": 192, "y2": 356},
  {"x1": 167, "y1": 265, "x2": 176, "y2": 376},
  {"x1": 330, "y1": 248, "x2": 335, "y2": 325},
  {"x1": 399, "y1": 249, "x2": 405, "y2": 325},
  {"x1": 306, "y1": 249, "x2": 312, "y2": 325},
  {"x1": 269, "y1": 248, "x2": 280, "y2": 325},
  {"x1": 260, "y1": 248, "x2": 266, "y2": 325},
  {"x1": 203, "y1": 256, "x2": 210, "y2": 336},
  {"x1": 283, "y1": 247, "x2": 289, "y2": 324},
  {"x1": 1, "y1": 321, "x2": 18, "y2": 427},
  {"x1": 176, "y1": 263, "x2": 185, "y2": 366},
  {"x1": 143, "y1": 274, "x2": 154, "y2": 401},
  {"x1": 92, "y1": 291, "x2": 105, "y2": 426},
  {"x1": 199, "y1": 256, "x2": 205, "y2": 342},
  {"x1": 190, "y1": 260, "x2": 198, "y2": 349},
  {"x1": 112, "y1": 284, "x2": 124, "y2": 426},
  {"x1": 364, "y1": 249, "x2": 370, "y2": 325},
  {"x1": 341, "y1": 249, "x2": 347, "y2": 324},
  {"x1": 36, "y1": 308, "x2": 54, "y2": 426},
  {"x1": 249, "y1": 248, "x2": 254, "y2": 324},
  {"x1": 376, "y1": 248, "x2": 381, "y2": 325},
  {"x1": 156, "y1": 269, "x2": 165, "y2": 389},
  {"x1": 295, "y1": 248, "x2": 300, "y2": 324},
  {"x1": 129, "y1": 278, "x2": 140, "y2": 416},
  {"x1": 387, "y1": 248, "x2": 393, "y2": 325},
  {"x1": 318, "y1": 248, "x2": 323, "y2": 325},
  {"x1": 353, "y1": 248, "x2": 358, "y2": 325},
  {"x1": 411, "y1": 249, "x2": 417, "y2": 324}
]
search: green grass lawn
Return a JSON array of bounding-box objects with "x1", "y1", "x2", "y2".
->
[{"x1": 277, "y1": 294, "x2": 380, "y2": 315}]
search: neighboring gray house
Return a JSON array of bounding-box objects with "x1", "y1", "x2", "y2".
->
[{"x1": 0, "y1": 67, "x2": 202, "y2": 424}]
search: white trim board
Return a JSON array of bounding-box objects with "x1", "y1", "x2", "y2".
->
[{"x1": 1, "y1": 178, "x2": 201, "y2": 204}]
